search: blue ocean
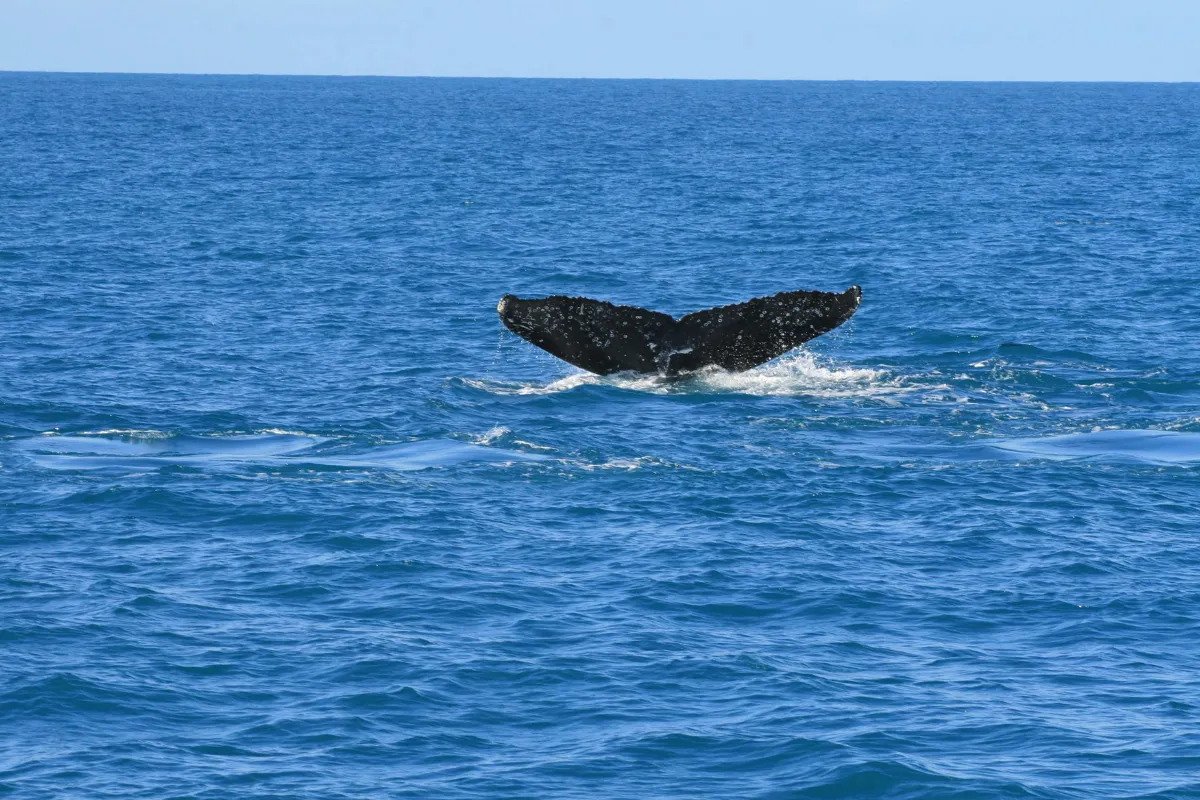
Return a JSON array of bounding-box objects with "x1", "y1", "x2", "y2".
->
[{"x1": 2, "y1": 73, "x2": 1199, "y2": 799}]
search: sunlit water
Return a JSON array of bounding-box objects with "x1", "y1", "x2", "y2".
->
[{"x1": 2, "y1": 74, "x2": 1199, "y2": 799}]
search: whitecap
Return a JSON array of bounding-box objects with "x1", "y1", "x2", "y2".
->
[{"x1": 471, "y1": 426, "x2": 512, "y2": 445}]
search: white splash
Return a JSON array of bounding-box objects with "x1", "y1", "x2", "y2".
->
[
  {"x1": 471, "y1": 426, "x2": 512, "y2": 445},
  {"x1": 71, "y1": 429, "x2": 171, "y2": 438},
  {"x1": 688, "y1": 352, "x2": 895, "y2": 397},
  {"x1": 257, "y1": 428, "x2": 322, "y2": 437},
  {"x1": 467, "y1": 352, "x2": 904, "y2": 398},
  {"x1": 580, "y1": 455, "x2": 704, "y2": 472}
]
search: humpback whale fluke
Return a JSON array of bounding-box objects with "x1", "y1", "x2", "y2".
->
[{"x1": 497, "y1": 286, "x2": 861, "y2": 376}]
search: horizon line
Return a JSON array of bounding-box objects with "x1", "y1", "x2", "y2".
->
[{"x1": 2, "y1": 69, "x2": 1198, "y2": 85}]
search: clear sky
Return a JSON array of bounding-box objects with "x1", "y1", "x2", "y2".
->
[{"x1": 1, "y1": 0, "x2": 1198, "y2": 82}]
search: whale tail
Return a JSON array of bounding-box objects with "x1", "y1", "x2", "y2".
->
[{"x1": 497, "y1": 286, "x2": 861, "y2": 376}]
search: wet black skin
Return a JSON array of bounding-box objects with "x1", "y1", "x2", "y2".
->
[{"x1": 497, "y1": 286, "x2": 862, "y2": 376}]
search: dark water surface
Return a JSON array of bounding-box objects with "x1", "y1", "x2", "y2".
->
[{"x1": 2, "y1": 74, "x2": 1199, "y2": 799}]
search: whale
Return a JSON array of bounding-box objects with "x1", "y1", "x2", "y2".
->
[{"x1": 497, "y1": 286, "x2": 861, "y2": 376}]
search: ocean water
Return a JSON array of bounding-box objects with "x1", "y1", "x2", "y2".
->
[{"x1": 2, "y1": 73, "x2": 1199, "y2": 799}]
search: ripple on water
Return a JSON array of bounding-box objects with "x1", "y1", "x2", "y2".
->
[
  {"x1": 14, "y1": 432, "x2": 548, "y2": 474},
  {"x1": 989, "y1": 429, "x2": 1200, "y2": 465},
  {"x1": 4, "y1": 75, "x2": 1200, "y2": 800}
]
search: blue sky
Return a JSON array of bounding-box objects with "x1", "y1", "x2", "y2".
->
[{"x1": 1, "y1": 0, "x2": 1198, "y2": 81}]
